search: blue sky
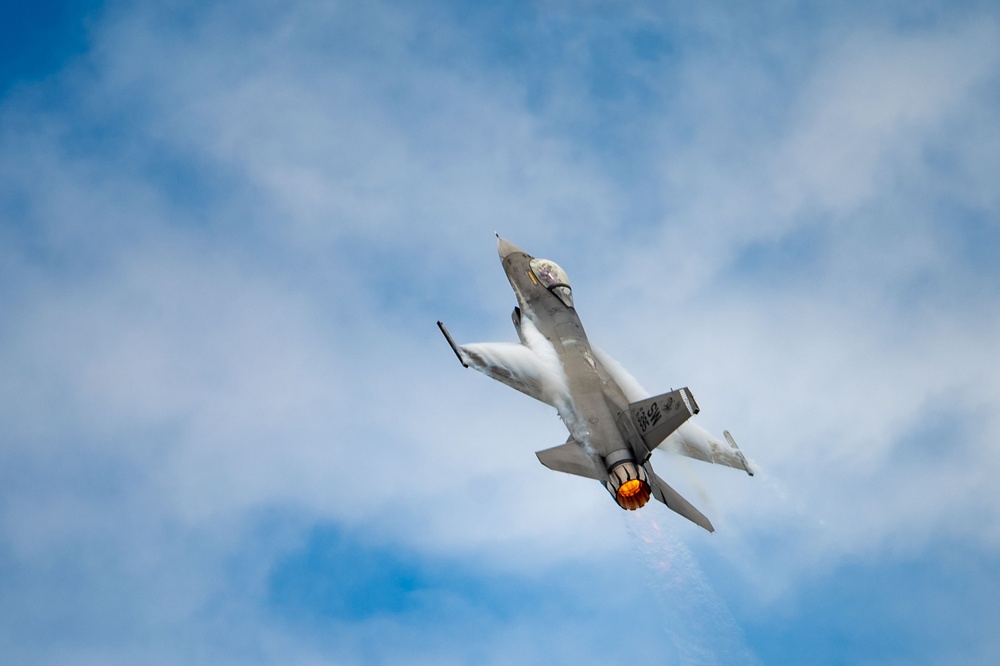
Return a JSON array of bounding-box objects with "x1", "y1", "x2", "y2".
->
[{"x1": 2, "y1": 0, "x2": 1000, "y2": 663}]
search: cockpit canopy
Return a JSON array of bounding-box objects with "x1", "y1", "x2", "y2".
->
[{"x1": 529, "y1": 258, "x2": 574, "y2": 307}]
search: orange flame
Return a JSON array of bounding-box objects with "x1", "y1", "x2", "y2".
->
[
  {"x1": 619, "y1": 479, "x2": 644, "y2": 497},
  {"x1": 616, "y1": 479, "x2": 651, "y2": 510}
]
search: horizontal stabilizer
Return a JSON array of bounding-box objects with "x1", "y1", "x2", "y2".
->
[
  {"x1": 536, "y1": 439, "x2": 603, "y2": 481},
  {"x1": 628, "y1": 388, "x2": 699, "y2": 455},
  {"x1": 644, "y1": 463, "x2": 715, "y2": 533}
]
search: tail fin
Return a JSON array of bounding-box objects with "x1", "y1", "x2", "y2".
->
[{"x1": 627, "y1": 387, "x2": 699, "y2": 457}]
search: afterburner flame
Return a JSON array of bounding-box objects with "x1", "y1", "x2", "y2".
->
[
  {"x1": 615, "y1": 478, "x2": 651, "y2": 510},
  {"x1": 607, "y1": 460, "x2": 652, "y2": 510},
  {"x1": 619, "y1": 479, "x2": 644, "y2": 497}
]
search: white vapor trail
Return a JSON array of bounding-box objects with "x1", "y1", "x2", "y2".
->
[
  {"x1": 519, "y1": 316, "x2": 571, "y2": 407},
  {"x1": 519, "y1": 315, "x2": 597, "y2": 453},
  {"x1": 597, "y1": 349, "x2": 756, "y2": 661},
  {"x1": 459, "y1": 318, "x2": 571, "y2": 409},
  {"x1": 624, "y1": 511, "x2": 759, "y2": 665}
]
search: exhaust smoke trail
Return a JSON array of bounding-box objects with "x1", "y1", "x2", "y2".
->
[
  {"x1": 624, "y1": 510, "x2": 759, "y2": 665},
  {"x1": 596, "y1": 348, "x2": 762, "y2": 662}
]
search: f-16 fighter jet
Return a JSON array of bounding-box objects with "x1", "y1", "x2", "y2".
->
[{"x1": 438, "y1": 235, "x2": 753, "y2": 532}]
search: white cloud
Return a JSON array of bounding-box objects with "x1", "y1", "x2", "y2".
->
[
  {"x1": 2, "y1": 0, "x2": 1000, "y2": 662},
  {"x1": 556, "y1": 11, "x2": 1000, "y2": 596},
  {"x1": 773, "y1": 21, "x2": 1000, "y2": 214}
]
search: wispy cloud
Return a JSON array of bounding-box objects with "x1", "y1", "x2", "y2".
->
[{"x1": 2, "y1": 0, "x2": 999, "y2": 663}]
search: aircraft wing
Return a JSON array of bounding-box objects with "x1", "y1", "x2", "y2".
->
[
  {"x1": 660, "y1": 422, "x2": 755, "y2": 476},
  {"x1": 438, "y1": 321, "x2": 555, "y2": 406}
]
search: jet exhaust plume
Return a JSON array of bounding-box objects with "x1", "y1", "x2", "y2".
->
[
  {"x1": 624, "y1": 511, "x2": 759, "y2": 665},
  {"x1": 616, "y1": 477, "x2": 652, "y2": 510}
]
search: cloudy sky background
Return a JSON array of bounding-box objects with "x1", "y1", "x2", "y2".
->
[{"x1": 2, "y1": 0, "x2": 1000, "y2": 663}]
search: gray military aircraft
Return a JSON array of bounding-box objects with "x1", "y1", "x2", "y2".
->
[{"x1": 438, "y1": 235, "x2": 753, "y2": 532}]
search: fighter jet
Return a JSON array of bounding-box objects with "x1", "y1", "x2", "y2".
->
[{"x1": 438, "y1": 235, "x2": 753, "y2": 532}]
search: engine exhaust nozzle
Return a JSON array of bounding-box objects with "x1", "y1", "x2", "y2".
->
[{"x1": 606, "y1": 460, "x2": 651, "y2": 510}]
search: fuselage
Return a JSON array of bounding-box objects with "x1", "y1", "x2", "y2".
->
[{"x1": 498, "y1": 240, "x2": 634, "y2": 473}]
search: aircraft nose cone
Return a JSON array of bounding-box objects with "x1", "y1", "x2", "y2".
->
[{"x1": 496, "y1": 234, "x2": 525, "y2": 259}]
